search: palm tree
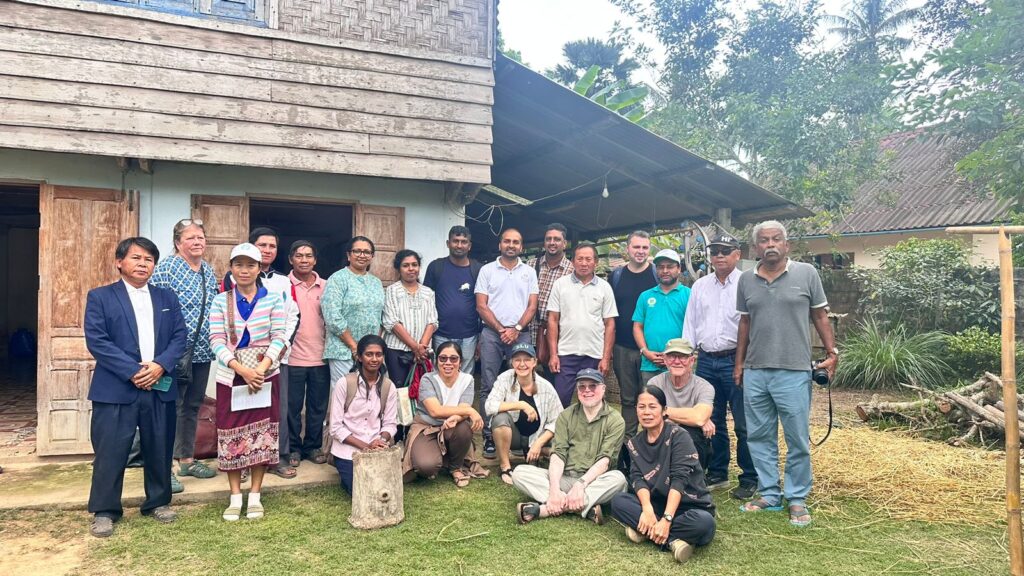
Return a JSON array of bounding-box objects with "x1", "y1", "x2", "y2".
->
[
  {"x1": 547, "y1": 38, "x2": 640, "y2": 95},
  {"x1": 825, "y1": 0, "x2": 922, "y2": 60}
]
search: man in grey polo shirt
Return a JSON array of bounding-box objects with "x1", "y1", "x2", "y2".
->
[
  {"x1": 734, "y1": 220, "x2": 838, "y2": 528},
  {"x1": 476, "y1": 228, "x2": 540, "y2": 457},
  {"x1": 546, "y1": 243, "x2": 617, "y2": 407},
  {"x1": 648, "y1": 338, "x2": 715, "y2": 470}
]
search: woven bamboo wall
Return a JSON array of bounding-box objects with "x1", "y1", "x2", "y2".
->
[{"x1": 278, "y1": 0, "x2": 492, "y2": 59}]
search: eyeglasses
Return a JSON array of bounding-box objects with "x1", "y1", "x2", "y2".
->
[
  {"x1": 350, "y1": 249, "x2": 374, "y2": 256},
  {"x1": 175, "y1": 218, "x2": 203, "y2": 228},
  {"x1": 437, "y1": 355, "x2": 461, "y2": 364},
  {"x1": 576, "y1": 382, "x2": 601, "y2": 391},
  {"x1": 664, "y1": 354, "x2": 693, "y2": 364},
  {"x1": 709, "y1": 247, "x2": 735, "y2": 256}
]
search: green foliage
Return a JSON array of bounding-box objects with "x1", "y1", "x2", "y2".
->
[
  {"x1": 944, "y1": 326, "x2": 1001, "y2": 377},
  {"x1": 572, "y1": 65, "x2": 650, "y2": 122},
  {"x1": 547, "y1": 37, "x2": 640, "y2": 94},
  {"x1": 824, "y1": 0, "x2": 922, "y2": 62},
  {"x1": 901, "y1": 0, "x2": 1024, "y2": 202},
  {"x1": 496, "y1": 32, "x2": 524, "y2": 64},
  {"x1": 850, "y1": 238, "x2": 999, "y2": 334},
  {"x1": 835, "y1": 320, "x2": 951, "y2": 390}
]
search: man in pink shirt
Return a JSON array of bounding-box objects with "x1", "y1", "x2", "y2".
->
[{"x1": 286, "y1": 240, "x2": 331, "y2": 466}]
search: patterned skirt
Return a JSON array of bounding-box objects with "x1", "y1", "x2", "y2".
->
[{"x1": 216, "y1": 373, "x2": 280, "y2": 471}]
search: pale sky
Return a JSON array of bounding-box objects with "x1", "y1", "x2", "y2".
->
[{"x1": 498, "y1": 0, "x2": 918, "y2": 83}]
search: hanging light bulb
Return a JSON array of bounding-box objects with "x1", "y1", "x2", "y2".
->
[{"x1": 601, "y1": 177, "x2": 609, "y2": 199}]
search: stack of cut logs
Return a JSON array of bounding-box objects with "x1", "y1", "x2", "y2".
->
[{"x1": 855, "y1": 372, "x2": 1022, "y2": 446}]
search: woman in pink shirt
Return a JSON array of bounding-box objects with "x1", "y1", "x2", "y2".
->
[{"x1": 327, "y1": 334, "x2": 398, "y2": 493}]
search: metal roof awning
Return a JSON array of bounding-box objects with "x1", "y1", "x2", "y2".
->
[{"x1": 468, "y1": 53, "x2": 810, "y2": 244}]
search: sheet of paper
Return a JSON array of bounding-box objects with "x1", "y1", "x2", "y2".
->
[{"x1": 231, "y1": 382, "x2": 272, "y2": 412}]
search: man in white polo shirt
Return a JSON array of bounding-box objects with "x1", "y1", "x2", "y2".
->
[
  {"x1": 475, "y1": 228, "x2": 539, "y2": 457},
  {"x1": 546, "y1": 243, "x2": 617, "y2": 407}
]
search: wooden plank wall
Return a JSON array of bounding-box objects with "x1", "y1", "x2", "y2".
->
[{"x1": 0, "y1": 1, "x2": 493, "y2": 183}]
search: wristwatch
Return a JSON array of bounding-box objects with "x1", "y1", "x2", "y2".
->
[
  {"x1": 828, "y1": 347, "x2": 839, "y2": 356},
  {"x1": 514, "y1": 323, "x2": 523, "y2": 332},
  {"x1": 662, "y1": 513, "x2": 673, "y2": 522}
]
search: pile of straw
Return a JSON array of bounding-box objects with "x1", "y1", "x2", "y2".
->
[{"x1": 808, "y1": 425, "x2": 1006, "y2": 526}]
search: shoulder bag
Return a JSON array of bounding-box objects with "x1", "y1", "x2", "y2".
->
[{"x1": 227, "y1": 289, "x2": 281, "y2": 374}]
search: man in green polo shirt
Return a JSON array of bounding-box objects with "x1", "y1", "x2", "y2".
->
[
  {"x1": 511, "y1": 369, "x2": 627, "y2": 525},
  {"x1": 633, "y1": 249, "x2": 691, "y2": 386}
]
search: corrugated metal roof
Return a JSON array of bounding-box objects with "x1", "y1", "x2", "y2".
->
[
  {"x1": 468, "y1": 54, "x2": 810, "y2": 244},
  {"x1": 813, "y1": 131, "x2": 1013, "y2": 235}
]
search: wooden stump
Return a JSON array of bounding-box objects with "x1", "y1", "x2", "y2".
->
[{"x1": 349, "y1": 446, "x2": 405, "y2": 530}]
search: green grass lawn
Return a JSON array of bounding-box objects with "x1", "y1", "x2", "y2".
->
[{"x1": 63, "y1": 476, "x2": 1006, "y2": 576}]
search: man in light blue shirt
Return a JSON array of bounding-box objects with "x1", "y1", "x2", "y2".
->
[
  {"x1": 632, "y1": 249, "x2": 690, "y2": 385},
  {"x1": 683, "y1": 233, "x2": 757, "y2": 498}
]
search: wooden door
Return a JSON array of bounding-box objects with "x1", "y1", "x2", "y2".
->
[
  {"x1": 191, "y1": 195, "x2": 249, "y2": 279},
  {"x1": 37, "y1": 185, "x2": 138, "y2": 455},
  {"x1": 354, "y1": 204, "x2": 405, "y2": 285}
]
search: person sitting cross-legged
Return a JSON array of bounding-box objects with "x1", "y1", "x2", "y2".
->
[
  {"x1": 511, "y1": 369, "x2": 627, "y2": 524},
  {"x1": 484, "y1": 343, "x2": 564, "y2": 485},
  {"x1": 611, "y1": 385, "x2": 716, "y2": 564}
]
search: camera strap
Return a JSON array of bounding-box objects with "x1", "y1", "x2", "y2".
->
[{"x1": 813, "y1": 385, "x2": 833, "y2": 447}]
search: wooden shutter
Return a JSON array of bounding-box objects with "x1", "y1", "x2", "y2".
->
[
  {"x1": 354, "y1": 204, "x2": 405, "y2": 285},
  {"x1": 191, "y1": 195, "x2": 249, "y2": 279},
  {"x1": 37, "y1": 185, "x2": 138, "y2": 455}
]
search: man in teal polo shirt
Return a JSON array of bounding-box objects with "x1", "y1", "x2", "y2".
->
[{"x1": 632, "y1": 249, "x2": 691, "y2": 385}]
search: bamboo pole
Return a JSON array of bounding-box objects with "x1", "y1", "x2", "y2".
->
[{"x1": 999, "y1": 226, "x2": 1024, "y2": 576}]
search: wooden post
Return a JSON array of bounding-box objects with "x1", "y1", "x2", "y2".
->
[
  {"x1": 949, "y1": 225, "x2": 1024, "y2": 575},
  {"x1": 348, "y1": 445, "x2": 405, "y2": 530}
]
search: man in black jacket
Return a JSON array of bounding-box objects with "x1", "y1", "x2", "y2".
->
[{"x1": 423, "y1": 225, "x2": 482, "y2": 373}]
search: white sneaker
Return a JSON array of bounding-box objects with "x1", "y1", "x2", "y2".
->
[{"x1": 670, "y1": 540, "x2": 694, "y2": 563}]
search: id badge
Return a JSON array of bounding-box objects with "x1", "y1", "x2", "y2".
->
[{"x1": 152, "y1": 375, "x2": 173, "y2": 392}]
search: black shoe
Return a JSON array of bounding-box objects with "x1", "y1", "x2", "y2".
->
[
  {"x1": 90, "y1": 516, "x2": 114, "y2": 538},
  {"x1": 143, "y1": 505, "x2": 178, "y2": 524},
  {"x1": 705, "y1": 475, "x2": 729, "y2": 490},
  {"x1": 731, "y1": 483, "x2": 758, "y2": 500},
  {"x1": 483, "y1": 439, "x2": 496, "y2": 458}
]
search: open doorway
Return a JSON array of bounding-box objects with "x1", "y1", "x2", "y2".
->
[
  {"x1": 0, "y1": 184, "x2": 40, "y2": 452},
  {"x1": 249, "y1": 198, "x2": 354, "y2": 278}
]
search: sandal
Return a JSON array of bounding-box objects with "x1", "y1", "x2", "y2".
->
[
  {"x1": 178, "y1": 460, "x2": 217, "y2": 479},
  {"x1": 517, "y1": 502, "x2": 541, "y2": 524},
  {"x1": 287, "y1": 452, "x2": 301, "y2": 468},
  {"x1": 268, "y1": 462, "x2": 297, "y2": 479},
  {"x1": 499, "y1": 468, "x2": 514, "y2": 486},
  {"x1": 789, "y1": 504, "x2": 812, "y2": 527},
  {"x1": 451, "y1": 469, "x2": 471, "y2": 488},
  {"x1": 222, "y1": 504, "x2": 241, "y2": 522},
  {"x1": 306, "y1": 449, "x2": 328, "y2": 465},
  {"x1": 246, "y1": 502, "x2": 265, "y2": 520},
  {"x1": 739, "y1": 497, "x2": 783, "y2": 513}
]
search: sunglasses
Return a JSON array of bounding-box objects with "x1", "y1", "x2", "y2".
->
[
  {"x1": 437, "y1": 355, "x2": 461, "y2": 364},
  {"x1": 709, "y1": 247, "x2": 735, "y2": 256},
  {"x1": 576, "y1": 382, "x2": 601, "y2": 391},
  {"x1": 176, "y1": 218, "x2": 203, "y2": 228}
]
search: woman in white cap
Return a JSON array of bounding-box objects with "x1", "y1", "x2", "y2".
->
[
  {"x1": 484, "y1": 342, "x2": 563, "y2": 485},
  {"x1": 209, "y1": 243, "x2": 289, "y2": 521}
]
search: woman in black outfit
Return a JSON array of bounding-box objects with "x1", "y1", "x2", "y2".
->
[{"x1": 610, "y1": 385, "x2": 716, "y2": 564}]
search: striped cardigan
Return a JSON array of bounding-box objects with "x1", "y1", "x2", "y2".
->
[
  {"x1": 209, "y1": 289, "x2": 288, "y2": 386},
  {"x1": 484, "y1": 370, "x2": 564, "y2": 446}
]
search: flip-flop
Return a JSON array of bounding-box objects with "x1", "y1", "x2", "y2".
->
[
  {"x1": 739, "y1": 497, "x2": 783, "y2": 513},
  {"x1": 499, "y1": 468, "x2": 514, "y2": 486},
  {"x1": 517, "y1": 502, "x2": 541, "y2": 524},
  {"x1": 789, "y1": 504, "x2": 812, "y2": 527}
]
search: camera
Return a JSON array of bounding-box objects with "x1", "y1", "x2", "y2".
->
[{"x1": 812, "y1": 359, "x2": 830, "y2": 387}]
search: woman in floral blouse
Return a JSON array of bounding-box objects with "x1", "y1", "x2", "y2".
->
[{"x1": 321, "y1": 236, "x2": 385, "y2": 385}]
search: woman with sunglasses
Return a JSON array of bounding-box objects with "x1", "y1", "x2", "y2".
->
[
  {"x1": 484, "y1": 343, "x2": 563, "y2": 485},
  {"x1": 402, "y1": 341, "x2": 489, "y2": 487},
  {"x1": 610, "y1": 385, "x2": 716, "y2": 564},
  {"x1": 328, "y1": 334, "x2": 398, "y2": 494},
  {"x1": 322, "y1": 236, "x2": 385, "y2": 385},
  {"x1": 150, "y1": 218, "x2": 219, "y2": 492}
]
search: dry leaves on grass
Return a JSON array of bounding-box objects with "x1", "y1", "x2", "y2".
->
[{"x1": 809, "y1": 425, "x2": 1006, "y2": 526}]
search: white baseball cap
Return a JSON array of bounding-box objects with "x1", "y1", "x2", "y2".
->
[
  {"x1": 229, "y1": 242, "x2": 261, "y2": 263},
  {"x1": 652, "y1": 248, "x2": 681, "y2": 264}
]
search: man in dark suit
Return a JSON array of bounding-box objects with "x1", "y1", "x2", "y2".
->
[{"x1": 84, "y1": 237, "x2": 187, "y2": 537}]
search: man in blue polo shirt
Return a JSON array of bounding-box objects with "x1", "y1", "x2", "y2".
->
[{"x1": 632, "y1": 249, "x2": 691, "y2": 387}]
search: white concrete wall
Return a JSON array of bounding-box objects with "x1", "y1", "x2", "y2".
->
[
  {"x1": 0, "y1": 148, "x2": 463, "y2": 267},
  {"x1": 799, "y1": 229, "x2": 999, "y2": 269}
]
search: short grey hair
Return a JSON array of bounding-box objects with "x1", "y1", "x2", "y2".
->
[
  {"x1": 751, "y1": 220, "x2": 788, "y2": 243},
  {"x1": 626, "y1": 230, "x2": 651, "y2": 244}
]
